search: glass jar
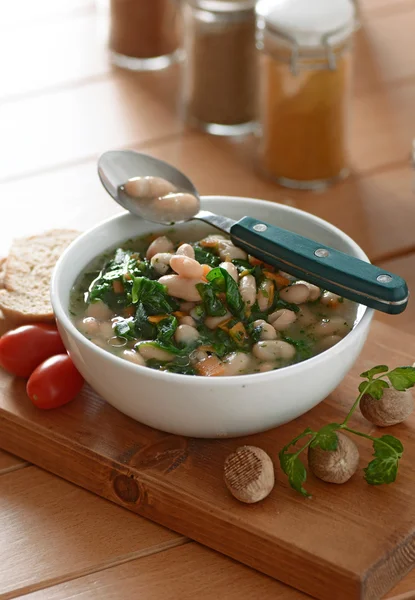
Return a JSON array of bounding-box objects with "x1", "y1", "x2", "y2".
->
[
  {"x1": 183, "y1": 0, "x2": 257, "y2": 136},
  {"x1": 256, "y1": 0, "x2": 356, "y2": 190},
  {"x1": 109, "y1": 0, "x2": 182, "y2": 71}
]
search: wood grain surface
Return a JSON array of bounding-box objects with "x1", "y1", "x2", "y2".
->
[
  {"x1": 1, "y1": 321, "x2": 415, "y2": 600},
  {"x1": 0, "y1": 467, "x2": 186, "y2": 599}
]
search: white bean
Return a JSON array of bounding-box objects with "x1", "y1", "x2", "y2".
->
[
  {"x1": 180, "y1": 301, "x2": 195, "y2": 312},
  {"x1": 279, "y1": 283, "x2": 310, "y2": 304},
  {"x1": 200, "y1": 234, "x2": 226, "y2": 248},
  {"x1": 175, "y1": 324, "x2": 200, "y2": 345},
  {"x1": 296, "y1": 305, "x2": 317, "y2": 327},
  {"x1": 317, "y1": 335, "x2": 343, "y2": 352},
  {"x1": 218, "y1": 240, "x2": 247, "y2": 261},
  {"x1": 99, "y1": 321, "x2": 115, "y2": 339},
  {"x1": 150, "y1": 252, "x2": 173, "y2": 275},
  {"x1": 219, "y1": 261, "x2": 239, "y2": 282},
  {"x1": 124, "y1": 176, "x2": 176, "y2": 199},
  {"x1": 222, "y1": 352, "x2": 251, "y2": 376},
  {"x1": 158, "y1": 274, "x2": 205, "y2": 302},
  {"x1": 86, "y1": 301, "x2": 113, "y2": 321},
  {"x1": 176, "y1": 243, "x2": 195, "y2": 259},
  {"x1": 257, "y1": 279, "x2": 274, "y2": 312},
  {"x1": 253, "y1": 340, "x2": 296, "y2": 361},
  {"x1": 321, "y1": 291, "x2": 341, "y2": 306},
  {"x1": 146, "y1": 236, "x2": 174, "y2": 260},
  {"x1": 170, "y1": 255, "x2": 204, "y2": 279},
  {"x1": 311, "y1": 317, "x2": 350, "y2": 337},
  {"x1": 296, "y1": 280, "x2": 321, "y2": 301},
  {"x1": 138, "y1": 343, "x2": 175, "y2": 362},
  {"x1": 269, "y1": 309, "x2": 297, "y2": 331},
  {"x1": 180, "y1": 316, "x2": 196, "y2": 327},
  {"x1": 123, "y1": 349, "x2": 146, "y2": 366},
  {"x1": 253, "y1": 319, "x2": 278, "y2": 340},
  {"x1": 152, "y1": 193, "x2": 199, "y2": 222},
  {"x1": 190, "y1": 349, "x2": 209, "y2": 364},
  {"x1": 259, "y1": 362, "x2": 276, "y2": 373},
  {"x1": 78, "y1": 317, "x2": 100, "y2": 336},
  {"x1": 205, "y1": 311, "x2": 231, "y2": 330},
  {"x1": 239, "y1": 274, "x2": 256, "y2": 308},
  {"x1": 279, "y1": 270, "x2": 294, "y2": 281}
]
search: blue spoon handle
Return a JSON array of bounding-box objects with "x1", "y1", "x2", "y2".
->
[{"x1": 230, "y1": 216, "x2": 409, "y2": 315}]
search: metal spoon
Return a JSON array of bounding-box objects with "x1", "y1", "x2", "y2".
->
[{"x1": 97, "y1": 149, "x2": 409, "y2": 315}]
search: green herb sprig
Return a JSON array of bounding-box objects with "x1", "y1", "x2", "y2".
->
[{"x1": 279, "y1": 366, "x2": 415, "y2": 497}]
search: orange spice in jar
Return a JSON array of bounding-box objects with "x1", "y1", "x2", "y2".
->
[
  {"x1": 109, "y1": 0, "x2": 182, "y2": 71},
  {"x1": 256, "y1": 0, "x2": 356, "y2": 190}
]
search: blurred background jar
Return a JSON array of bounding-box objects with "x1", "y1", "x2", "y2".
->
[
  {"x1": 256, "y1": 0, "x2": 356, "y2": 190},
  {"x1": 108, "y1": 0, "x2": 182, "y2": 71},
  {"x1": 182, "y1": 0, "x2": 257, "y2": 136}
]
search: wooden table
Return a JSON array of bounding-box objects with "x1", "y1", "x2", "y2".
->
[{"x1": 1, "y1": 1, "x2": 415, "y2": 598}]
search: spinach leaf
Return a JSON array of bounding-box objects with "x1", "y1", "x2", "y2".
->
[
  {"x1": 197, "y1": 324, "x2": 238, "y2": 358},
  {"x1": 146, "y1": 358, "x2": 197, "y2": 376},
  {"x1": 193, "y1": 244, "x2": 221, "y2": 268},
  {"x1": 131, "y1": 277, "x2": 179, "y2": 314},
  {"x1": 206, "y1": 267, "x2": 244, "y2": 319},
  {"x1": 134, "y1": 304, "x2": 157, "y2": 339},
  {"x1": 282, "y1": 336, "x2": 313, "y2": 361},
  {"x1": 196, "y1": 283, "x2": 227, "y2": 317},
  {"x1": 157, "y1": 316, "x2": 178, "y2": 344},
  {"x1": 114, "y1": 318, "x2": 136, "y2": 340}
]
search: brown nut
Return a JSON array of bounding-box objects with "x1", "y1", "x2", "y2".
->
[
  {"x1": 360, "y1": 388, "x2": 414, "y2": 427},
  {"x1": 308, "y1": 432, "x2": 359, "y2": 484},
  {"x1": 224, "y1": 446, "x2": 274, "y2": 504}
]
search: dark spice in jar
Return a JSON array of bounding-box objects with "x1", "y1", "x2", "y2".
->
[
  {"x1": 183, "y1": 1, "x2": 256, "y2": 130},
  {"x1": 109, "y1": 0, "x2": 179, "y2": 60}
]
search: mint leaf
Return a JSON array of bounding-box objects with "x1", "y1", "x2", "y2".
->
[
  {"x1": 358, "y1": 379, "x2": 389, "y2": 400},
  {"x1": 281, "y1": 427, "x2": 314, "y2": 453},
  {"x1": 364, "y1": 435, "x2": 403, "y2": 485},
  {"x1": 279, "y1": 451, "x2": 310, "y2": 497},
  {"x1": 310, "y1": 424, "x2": 340, "y2": 451},
  {"x1": 387, "y1": 367, "x2": 415, "y2": 391},
  {"x1": 360, "y1": 365, "x2": 389, "y2": 379}
]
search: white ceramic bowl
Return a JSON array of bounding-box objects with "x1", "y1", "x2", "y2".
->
[{"x1": 51, "y1": 196, "x2": 374, "y2": 438}]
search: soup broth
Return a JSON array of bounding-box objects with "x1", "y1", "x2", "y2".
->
[{"x1": 70, "y1": 227, "x2": 358, "y2": 377}]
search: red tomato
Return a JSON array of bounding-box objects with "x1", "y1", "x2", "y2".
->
[
  {"x1": 0, "y1": 324, "x2": 66, "y2": 377},
  {"x1": 26, "y1": 354, "x2": 84, "y2": 409}
]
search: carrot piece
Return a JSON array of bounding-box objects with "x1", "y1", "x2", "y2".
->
[
  {"x1": 267, "y1": 283, "x2": 275, "y2": 308},
  {"x1": 200, "y1": 238, "x2": 219, "y2": 248},
  {"x1": 218, "y1": 318, "x2": 233, "y2": 331},
  {"x1": 248, "y1": 256, "x2": 264, "y2": 267},
  {"x1": 123, "y1": 306, "x2": 135, "y2": 318},
  {"x1": 202, "y1": 264, "x2": 212, "y2": 277},
  {"x1": 196, "y1": 355, "x2": 225, "y2": 377},
  {"x1": 198, "y1": 345, "x2": 215, "y2": 352},
  {"x1": 112, "y1": 280, "x2": 124, "y2": 294},
  {"x1": 264, "y1": 271, "x2": 290, "y2": 288},
  {"x1": 228, "y1": 322, "x2": 248, "y2": 347},
  {"x1": 173, "y1": 311, "x2": 187, "y2": 318},
  {"x1": 148, "y1": 314, "x2": 168, "y2": 324}
]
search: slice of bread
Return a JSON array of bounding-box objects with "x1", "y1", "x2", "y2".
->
[
  {"x1": 0, "y1": 229, "x2": 79, "y2": 324},
  {"x1": 0, "y1": 257, "x2": 5, "y2": 288}
]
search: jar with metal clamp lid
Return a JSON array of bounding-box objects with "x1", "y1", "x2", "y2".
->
[
  {"x1": 256, "y1": 0, "x2": 356, "y2": 190},
  {"x1": 182, "y1": 0, "x2": 257, "y2": 136}
]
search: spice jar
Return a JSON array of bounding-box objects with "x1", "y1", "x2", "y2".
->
[
  {"x1": 109, "y1": 0, "x2": 182, "y2": 71},
  {"x1": 183, "y1": 0, "x2": 257, "y2": 136},
  {"x1": 256, "y1": 0, "x2": 356, "y2": 190}
]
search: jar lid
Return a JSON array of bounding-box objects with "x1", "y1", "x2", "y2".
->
[
  {"x1": 256, "y1": 0, "x2": 355, "y2": 48},
  {"x1": 188, "y1": 0, "x2": 256, "y2": 12}
]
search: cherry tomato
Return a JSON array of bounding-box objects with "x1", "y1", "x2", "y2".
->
[
  {"x1": 26, "y1": 354, "x2": 84, "y2": 409},
  {"x1": 0, "y1": 324, "x2": 66, "y2": 377}
]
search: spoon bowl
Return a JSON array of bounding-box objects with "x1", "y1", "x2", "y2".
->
[{"x1": 98, "y1": 150, "x2": 201, "y2": 225}]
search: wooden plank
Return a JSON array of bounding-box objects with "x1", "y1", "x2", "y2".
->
[
  {"x1": 375, "y1": 253, "x2": 415, "y2": 335},
  {"x1": 0, "y1": 449, "x2": 28, "y2": 475},
  {"x1": 13, "y1": 542, "x2": 307, "y2": 600},
  {"x1": 0, "y1": 14, "x2": 109, "y2": 102},
  {"x1": 386, "y1": 570, "x2": 415, "y2": 599},
  {"x1": 0, "y1": 133, "x2": 414, "y2": 262},
  {"x1": 354, "y1": 7, "x2": 415, "y2": 95},
  {"x1": 1, "y1": 321, "x2": 415, "y2": 600},
  {"x1": 0, "y1": 466, "x2": 186, "y2": 600},
  {"x1": 0, "y1": 67, "x2": 183, "y2": 182}
]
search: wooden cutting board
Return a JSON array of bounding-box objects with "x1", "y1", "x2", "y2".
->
[{"x1": 1, "y1": 320, "x2": 415, "y2": 600}]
